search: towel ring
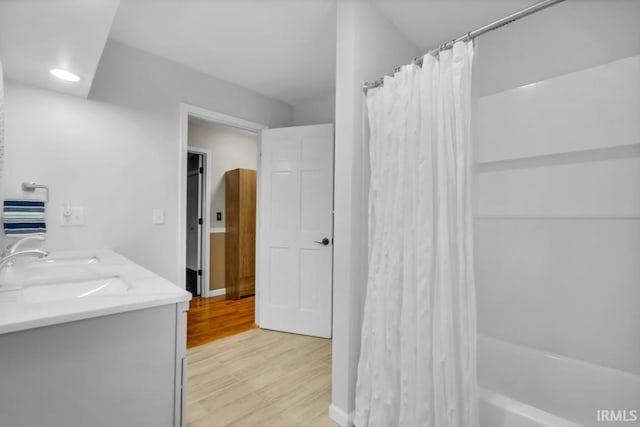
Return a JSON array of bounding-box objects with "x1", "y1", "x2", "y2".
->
[{"x1": 21, "y1": 182, "x2": 49, "y2": 203}]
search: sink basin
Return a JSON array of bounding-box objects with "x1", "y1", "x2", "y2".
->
[
  {"x1": 0, "y1": 255, "x2": 102, "y2": 287},
  {"x1": 26, "y1": 256, "x2": 100, "y2": 269},
  {"x1": 21, "y1": 276, "x2": 129, "y2": 303},
  {"x1": 0, "y1": 249, "x2": 191, "y2": 336}
]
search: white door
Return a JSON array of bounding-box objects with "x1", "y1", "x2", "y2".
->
[{"x1": 259, "y1": 124, "x2": 334, "y2": 338}]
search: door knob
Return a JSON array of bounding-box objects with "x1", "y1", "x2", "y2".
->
[{"x1": 314, "y1": 238, "x2": 330, "y2": 246}]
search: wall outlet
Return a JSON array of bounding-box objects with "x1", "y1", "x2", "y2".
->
[
  {"x1": 152, "y1": 208, "x2": 165, "y2": 225},
  {"x1": 60, "y1": 206, "x2": 84, "y2": 226}
]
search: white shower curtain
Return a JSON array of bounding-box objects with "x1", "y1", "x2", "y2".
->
[{"x1": 355, "y1": 41, "x2": 477, "y2": 427}]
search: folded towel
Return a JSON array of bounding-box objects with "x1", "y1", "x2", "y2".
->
[
  {"x1": 3, "y1": 199, "x2": 46, "y2": 236},
  {"x1": 3, "y1": 213, "x2": 46, "y2": 220}
]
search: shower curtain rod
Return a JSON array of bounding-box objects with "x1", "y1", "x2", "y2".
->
[{"x1": 362, "y1": 0, "x2": 566, "y2": 94}]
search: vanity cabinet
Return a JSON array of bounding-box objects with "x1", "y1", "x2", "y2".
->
[
  {"x1": 225, "y1": 168, "x2": 256, "y2": 299},
  {"x1": 0, "y1": 302, "x2": 188, "y2": 427}
]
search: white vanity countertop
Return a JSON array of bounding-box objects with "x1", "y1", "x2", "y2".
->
[{"x1": 0, "y1": 250, "x2": 191, "y2": 335}]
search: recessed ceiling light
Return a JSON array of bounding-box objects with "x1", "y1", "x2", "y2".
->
[{"x1": 50, "y1": 68, "x2": 80, "y2": 82}]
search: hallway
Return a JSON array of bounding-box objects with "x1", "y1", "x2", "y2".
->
[{"x1": 187, "y1": 296, "x2": 256, "y2": 348}]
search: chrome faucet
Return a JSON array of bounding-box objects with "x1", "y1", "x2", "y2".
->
[
  {"x1": 0, "y1": 249, "x2": 50, "y2": 271},
  {"x1": 1, "y1": 234, "x2": 46, "y2": 257}
]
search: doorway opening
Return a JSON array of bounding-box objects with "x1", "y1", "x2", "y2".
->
[
  {"x1": 179, "y1": 105, "x2": 336, "y2": 425},
  {"x1": 183, "y1": 107, "x2": 262, "y2": 347},
  {"x1": 186, "y1": 150, "x2": 206, "y2": 297},
  {"x1": 179, "y1": 104, "x2": 336, "y2": 344}
]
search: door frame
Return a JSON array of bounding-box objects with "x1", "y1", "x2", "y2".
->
[
  {"x1": 186, "y1": 147, "x2": 211, "y2": 297},
  {"x1": 178, "y1": 103, "x2": 266, "y2": 306}
]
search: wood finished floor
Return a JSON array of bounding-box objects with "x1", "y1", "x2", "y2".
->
[
  {"x1": 187, "y1": 295, "x2": 256, "y2": 349},
  {"x1": 187, "y1": 328, "x2": 336, "y2": 427}
]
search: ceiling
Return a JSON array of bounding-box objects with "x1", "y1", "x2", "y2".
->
[
  {"x1": 1, "y1": 0, "x2": 639, "y2": 104},
  {"x1": 108, "y1": 0, "x2": 549, "y2": 104},
  {"x1": 109, "y1": 0, "x2": 337, "y2": 105},
  {"x1": 0, "y1": 0, "x2": 119, "y2": 98}
]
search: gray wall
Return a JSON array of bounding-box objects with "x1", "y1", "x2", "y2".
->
[
  {"x1": 2, "y1": 82, "x2": 178, "y2": 281},
  {"x1": 292, "y1": 90, "x2": 335, "y2": 126},
  {"x1": 90, "y1": 40, "x2": 293, "y2": 127}
]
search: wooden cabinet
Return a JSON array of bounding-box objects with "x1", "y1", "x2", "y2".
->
[{"x1": 225, "y1": 168, "x2": 256, "y2": 299}]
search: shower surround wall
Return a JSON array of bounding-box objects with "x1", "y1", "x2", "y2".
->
[{"x1": 474, "y1": 54, "x2": 640, "y2": 426}]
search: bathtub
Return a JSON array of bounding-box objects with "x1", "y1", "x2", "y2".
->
[
  {"x1": 479, "y1": 388, "x2": 581, "y2": 427},
  {"x1": 478, "y1": 335, "x2": 640, "y2": 427}
]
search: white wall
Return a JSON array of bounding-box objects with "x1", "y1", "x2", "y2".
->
[
  {"x1": 188, "y1": 121, "x2": 257, "y2": 228},
  {"x1": 1, "y1": 82, "x2": 178, "y2": 281},
  {"x1": 331, "y1": 1, "x2": 420, "y2": 424},
  {"x1": 90, "y1": 40, "x2": 293, "y2": 127},
  {"x1": 474, "y1": 53, "x2": 640, "y2": 424},
  {"x1": 2, "y1": 40, "x2": 293, "y2": 286},
  {"x1": 292, "y1": 90, "x2": 335, "y2": 126}
]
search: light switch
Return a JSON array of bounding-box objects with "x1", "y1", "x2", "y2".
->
[
  {"x1": 216, "y1": 212, "x2": 222, "y2": 221},
  {"x1": 152, "y1": 208, "x2": 165, "y2": 225}
]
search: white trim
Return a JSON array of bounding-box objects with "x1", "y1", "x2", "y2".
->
[
  {"x1": 209, "y1": 288, "x2": 226, "y2": 297},
  {"x1": 185, "y1": 104, "x2": 267, "y2": 133},
  {"x1": 254, "y1": 133, "x2": 262, "y2": 326},
  {"x1": 188, "y1": 146, "x2": 212, "y2": 298},
  {"x1": 329, "y1": 404, "x2": 354, "y2": 427},
  {"x1": 210, "y1": 227, "x2": 226, "y2": 233}
]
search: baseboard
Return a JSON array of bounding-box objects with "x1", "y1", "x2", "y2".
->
[
  {"x1": 329, "y1": 404, "x2": 354, "y2": 427},
  {"x1": 209, "y1": 288, "x2": 225, "y2": 297}
]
